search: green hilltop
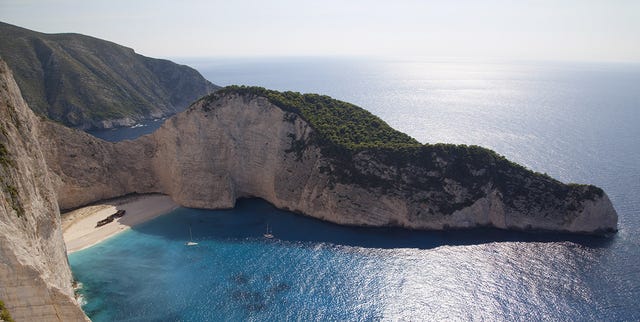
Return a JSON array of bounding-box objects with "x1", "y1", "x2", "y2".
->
[
  {"x1": 207, "y1": 86, "x2": 603, "y2": 215},
  {"x1": 213, "y1": 85, "x2": 422, "y2": 150}
]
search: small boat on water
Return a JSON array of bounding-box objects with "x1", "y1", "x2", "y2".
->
[
  {"x1": 186, "y1": 226, "x2": 198, "y2": 246},
  {"x1": 264, "y1": 224, "x2": 274, "y2": 239}
]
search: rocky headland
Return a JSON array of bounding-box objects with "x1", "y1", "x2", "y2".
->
[
  {"x1": 0, "y1": 57, "x2": 618, "y2": 321},
  {"x1": 42, "y1": 86, "x2": 618, "y2": 234}
]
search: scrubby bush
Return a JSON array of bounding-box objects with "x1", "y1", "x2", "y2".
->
[{"x1": 0, "y1": 300, "x2": 15, "y2": 322}]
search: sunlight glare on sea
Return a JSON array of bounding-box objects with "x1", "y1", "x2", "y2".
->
[{"x1": 74, "y1": 57, "x2": 640, "y2": 320}]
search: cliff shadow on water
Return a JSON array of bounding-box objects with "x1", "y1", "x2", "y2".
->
[{"x1": 129, "y1": 198, "x2": 614, "y2": 250}]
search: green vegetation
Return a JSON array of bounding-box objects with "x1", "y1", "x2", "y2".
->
[
  {"x1": 0, "y1": 300, "x2": 15, "y2": 322},
  {"x1": 0, "y1": 135, "x2": 24, "y2": 218},
  {"x1": 0, "y1": 21, "x2": 218, "y2": 128},
  {"x1": 4, "y1": 184, "x2": 24, "y2": 218},
  {"x1": 567, "y1": 183, "x2": 604, "y2": 200},
  {"x1": 214, "y1": 86, "x2": 421, "y2": 150},
  {"x1": 0, "y1": 143, "x2": 12, "y2": 168},
  {"x1": 205, "y1": 86, "x2": 604, "y2": 216}
]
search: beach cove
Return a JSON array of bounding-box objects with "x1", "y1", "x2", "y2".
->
[
  {"x1": 63, "y1": 194, "x2": 178, "y2": 254},
  {"x1": 67, "y1": 58, "x2": 640, "y2": 320}
]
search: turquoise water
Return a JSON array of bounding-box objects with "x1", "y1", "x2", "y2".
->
[
  {"x1": 69, "y1": 199, "x2": 615, "y2": 321},
  {"x1": 72, "y1": 58, "x2": 640, "y2": 320}
]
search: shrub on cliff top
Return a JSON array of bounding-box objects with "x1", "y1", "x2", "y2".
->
[
  {"x1": 207, "y1": 86, "x2": 603, "y2": 203},
  {"x1": 214, "y1": 85, "x2": 421, "y2": 150}
]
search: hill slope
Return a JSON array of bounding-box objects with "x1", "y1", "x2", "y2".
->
[{"x1": 0, "y1": 22, "x2": 219, "y2": 129}]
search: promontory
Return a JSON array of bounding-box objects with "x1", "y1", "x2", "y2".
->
[
  {"x1": 42, "y1": 86, "x2": 618, "y2": 234},
  {"x1": 0, "y1": 48, "x2": 618, "y2": 322}
]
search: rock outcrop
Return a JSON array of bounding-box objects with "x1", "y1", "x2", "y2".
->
[
  {"x1": 41, "y1": 88, "x2": 618, "y2": 235},
  {"x1": 0, "y1": 60, "x2": 88, "y2": 321},
  {"x1": 0, "y1": 21, "x2": 219, "y2": 130}
]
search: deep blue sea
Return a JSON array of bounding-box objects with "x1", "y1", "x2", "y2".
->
[
  {"x1": 86, "y1": 118, "x2": 166, "y2": 142},
  {"x1": 71, "y1": 57, "x2": 640, "y2": 320}
]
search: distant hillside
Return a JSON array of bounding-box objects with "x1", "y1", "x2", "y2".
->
[{"x1": 0, "y1": 22, "x2": 219, "y2": 129}]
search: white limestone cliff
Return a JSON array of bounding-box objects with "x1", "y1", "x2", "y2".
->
[
  {"x1": 0, "y1": 60, "x2": 88, "y2": 321},
  {"x1": 41, "y1": 92, "x2": 618, "y2": 235}
]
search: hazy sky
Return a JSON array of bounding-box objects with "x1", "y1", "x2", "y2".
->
[{"x1": 1, "y1": 0, "x2": 639, "y2": 62}]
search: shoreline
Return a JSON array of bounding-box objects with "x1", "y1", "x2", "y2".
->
[{"x1": 62, "y1": 194, "x2": 178, "y2": 254}]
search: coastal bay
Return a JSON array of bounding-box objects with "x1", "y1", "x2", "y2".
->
[
  {"x1": 70, "y1": 57, "x2": 639, "y2": 320},
  {"x1": 1, "y1": 2, "x2": 637, "y2": 320}
]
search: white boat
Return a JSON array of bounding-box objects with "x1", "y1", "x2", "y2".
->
[
  {"x1": 263, "y1": 224, "x2": 274, "y2": 239},
  {"x1": 186, "y1": 226, "x2": 198, "y2": 246}
]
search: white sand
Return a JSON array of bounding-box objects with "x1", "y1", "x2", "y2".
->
[{"x1": 62, "y1": 194, "x2": 178, "y2": 254}]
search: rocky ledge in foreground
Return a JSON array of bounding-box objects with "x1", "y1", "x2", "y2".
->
[{"x1": 43, "y1": 86, "x2": 618, "y2": 235}]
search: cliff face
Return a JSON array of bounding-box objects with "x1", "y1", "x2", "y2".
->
[
  {"x1": 0, "y1": 60, "x2": 88, "y2": 321},
  {"x1": 0, "y1": 21, "x2": 219, "y2": 129},
  {"x1": 42, "y1": 91, "x2": 618, "y2": 234}
]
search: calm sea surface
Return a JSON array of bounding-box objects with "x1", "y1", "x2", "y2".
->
[{"x1": 71, "y1": 57, "x2": 640, "y2": 320}]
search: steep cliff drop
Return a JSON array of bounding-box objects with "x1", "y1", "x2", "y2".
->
[
  {"x1": 0, "y1": 60, "x2": 88, "y2": 320},
  {"x1": 41, "y1": 87, "x2": 618, "y2": 235}
]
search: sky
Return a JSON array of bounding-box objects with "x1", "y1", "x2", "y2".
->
[{"x1": 1, "y1": 0, "x2": 639, "y2": 62}]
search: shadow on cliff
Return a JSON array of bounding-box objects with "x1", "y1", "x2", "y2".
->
[{"x1": 129, "y1": 198, "x2": 615, "y2": 250}]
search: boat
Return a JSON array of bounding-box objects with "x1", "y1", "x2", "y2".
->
[
  {"x1": 95, "y1": 209, "x2": 126, "y2": 228},
  {"x1": 263, "y1": 224, "x2": 274, "y2": 239},
  {"x1": 186, "y1": 225, "x2": 198, "y2": 246}
]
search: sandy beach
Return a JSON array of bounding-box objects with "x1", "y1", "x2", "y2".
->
[{"x1": 62, "y1": 194, "x2": 178, "y2": 254}]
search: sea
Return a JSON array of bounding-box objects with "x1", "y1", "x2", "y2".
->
[{"x1": 73, "y1": 57, "x2": 640, "y2": 321}]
